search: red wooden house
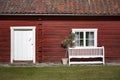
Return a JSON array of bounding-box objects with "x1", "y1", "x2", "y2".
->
[{"x1": 0, "y1": 0, "x2": 120, "y2": 64}]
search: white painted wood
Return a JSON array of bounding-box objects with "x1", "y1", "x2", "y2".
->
[
  {"x1": 68, "y1": 46, "x2": 105, "y2": 65},
  {"x1": 69, "y1": 46, "x2": 103, "y2": 49},
  {"x1": 14, "y1": 29, "x2": 32, "y2": 60},
  {"x1": 69, "y1": 61, "x2": 103, "y2": 65},
  {"x1": 10, "y1": 26, "x2": 36, "y2": 63},
  {"x1": 103, "y1": 46, "x2": 105, "y2": 64},
  {"x1": 69, "y1": 55, "x2": 103, "y2": 58}
]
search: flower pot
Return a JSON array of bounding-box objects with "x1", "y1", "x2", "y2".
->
[{"x1": 62, "y1": 58, "x2": 68, "y2": 65}]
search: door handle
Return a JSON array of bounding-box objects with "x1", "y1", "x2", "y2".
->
[{"x1": 29, "y1": 38, "x2": 31, "y2": 41}]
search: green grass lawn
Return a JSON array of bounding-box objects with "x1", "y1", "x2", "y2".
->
[{"x1": 0, "y1": 66, "x2": 120, "y2": 80}]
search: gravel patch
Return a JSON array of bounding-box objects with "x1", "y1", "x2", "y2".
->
[{"x1": 0, "y1": 62, "x2": 120, "y2": 67}]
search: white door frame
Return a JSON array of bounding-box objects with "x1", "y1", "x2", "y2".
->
[{"x1": 10, "y1": 26, "x2": 36, "y2": 63}]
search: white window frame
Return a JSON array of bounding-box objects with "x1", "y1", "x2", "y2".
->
[{"x1": 72, "y1": 28, "x2": 98, "y2": 48}]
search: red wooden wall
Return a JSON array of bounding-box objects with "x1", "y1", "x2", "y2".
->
[
  {"x1": 0, "y1": 16, "x2": 120, "y2": 63},
  {"x1": 41, "y1": 16, "x2": 120, "y2": 62},
  {"x1": 0, "y1": 19, "x2": 41, "y2": 63}
]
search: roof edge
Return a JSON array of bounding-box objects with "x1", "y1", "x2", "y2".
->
[{"x1": 0, "y1": 14, "x2": 120, "y2": 16}]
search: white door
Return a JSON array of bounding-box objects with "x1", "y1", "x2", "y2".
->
[{"x1": 11, "y1": 27, "x2": 36, "y2": 63}]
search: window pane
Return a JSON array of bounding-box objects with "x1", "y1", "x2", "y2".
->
[
  {"x1": 86, "y1": 32, "x2": 94, "y2": 46},
  {"x1": 80, "y1": 32, "x2": 84, "y2": 46},
  {"x1": 80, "y1": 40, "x2": 84, "y2": 46},
  {"x1": 75, "y1": 32, "x2": 79, "y2": 39},
  {"x1": 86, "y1": 32, "x2": 89, "y2": 39},
  {"x1": 76, "y1": 40, "x2": 80, "y2": 46},
  {"x1": 86, "y1": 32, "x2": 94, "y2": 40},
  {"x1": 80, "y1": 32, "x2": 83, "y2": 39},
  {"x1": 86, "y1": 40, "x2": 94, "y2": 46},
  {"x1": 75, "y1": 32, "x2": 79, "y2": 46},
  {"x1": 90, "y1": 32, "x2": 94, "y2": 39},
  {"x1": 75, "y1": 32, "x2": 84, "y2": 47}
]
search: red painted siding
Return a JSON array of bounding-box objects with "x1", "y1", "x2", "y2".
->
[
  {"x1": 0, "y1": 20, "x2": 41, "y2": 63},
  {"x1": 41, "y1": 17, "x2": 120, "y2": 62},
  {"x1": 0, "y1": 16, "x2": 120, "y2": 63}
]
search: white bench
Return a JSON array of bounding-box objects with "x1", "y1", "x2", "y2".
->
[{"x1": 68, "y1": 46, "x2": 105, "y2": 65}]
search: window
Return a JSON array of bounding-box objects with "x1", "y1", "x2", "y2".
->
[{"x1": 72, "y1": 29, "x2": 97, "y2": 47}]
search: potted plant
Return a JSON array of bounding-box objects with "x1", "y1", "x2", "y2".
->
[{"x1": 61, "y1": 32, "x2": 75, "y2": 65}]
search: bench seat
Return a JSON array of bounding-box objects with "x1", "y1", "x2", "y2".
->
[{"x1": 68, "y1": 46, "x2": 105, "y2": 65}]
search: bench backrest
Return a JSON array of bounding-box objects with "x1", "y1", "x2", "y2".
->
[{"x1": 68, "y1": 47, "x2": 104, "y2": 56}]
